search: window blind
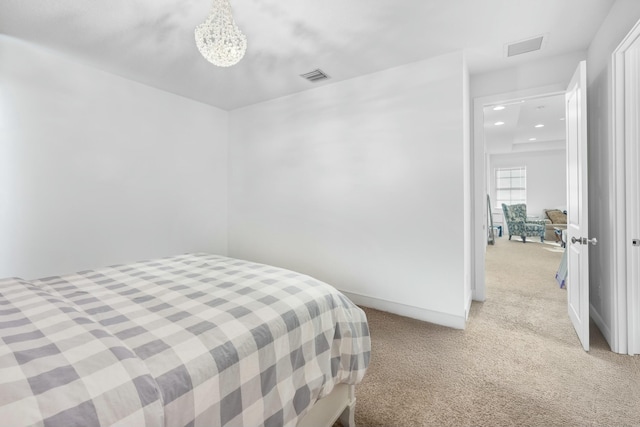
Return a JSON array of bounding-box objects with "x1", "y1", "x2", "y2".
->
[{"x1": 495, "y1": 166, "x2": 526, "y2": 206}]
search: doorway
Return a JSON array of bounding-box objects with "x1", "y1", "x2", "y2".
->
[
  {"x1": 480, "y1": 92, "x2": 568, "y2": 295},
  {"x1": 472, "y1": 84, "x2": 567, "y2": 302},
  {"x1": 472, "y1": 61, "x2": 593, "y2": 352},
  {"x1": 483, "y1": 92, "x2": 567, "y2": 245},
  {"x1": 472, "y1": 87, "x2": 577, "y2": 348}
]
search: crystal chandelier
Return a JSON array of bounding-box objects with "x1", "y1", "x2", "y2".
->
[{"x1": 195, "y1": 0, "x2": 247, "y2": 67}]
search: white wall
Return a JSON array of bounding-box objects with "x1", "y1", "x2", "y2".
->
[
  {"x1": 229, "y1": 51, "x2": 470, "y2": 328},
  {"x1": 471, "y1": 51, "x2": 587, "y2": 99},
  {"x1": 0, "y1": 36, "x2": 229, "y2": 279},
  {"x1": 489, "y1": 149, "x2": 567, "y2": 219},
  {"x1": 586, "y1": 0, "x2": 640, "y2": 348}
]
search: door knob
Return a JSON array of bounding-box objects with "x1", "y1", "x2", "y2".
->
[{"x1": 571, "y1": 236, "x2": 598, "y2": 246}]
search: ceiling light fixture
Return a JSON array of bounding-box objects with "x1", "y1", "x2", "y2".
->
[
  {"x1": 535, "y1": 124, "x2": 545, "y2": 128},
  {"x1": 494, "y1": 121, "x2": 505, "y2": 126},
  {"x1": 529, "y1": 138, "x2": 537, "y2": 141},
  {"x1": 493, "y1": 105, "x2": 505, "y2": 111},
  {"x1": 195, "y1": 0, "x2": 247, "y2": 67}
]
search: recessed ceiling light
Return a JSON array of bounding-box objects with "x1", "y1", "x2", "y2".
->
[
  {"x1": 493, "y1": 105, "x2": 505, "y2": 111},
  {"x1": 494, "y1": 121, "x2": 505, "y2": 126},
  {"x1": 535, "y1": 124, "x2": 545, "y2": 128},
  {"x1": 529, "y1": 138, "x2": 537, "y2": 141}
]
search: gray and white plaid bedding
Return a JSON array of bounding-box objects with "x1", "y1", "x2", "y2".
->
[{"x1": 1, "y1": 253, "x2": 370, "y2": 427}]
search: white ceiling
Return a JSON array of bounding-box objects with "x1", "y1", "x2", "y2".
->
[
  {"x1": 484, "y1": 93, "x2": 567, "y2": 154},
  {"x1": 0, "y1": 0, "x2": 615, "y2": 110}
]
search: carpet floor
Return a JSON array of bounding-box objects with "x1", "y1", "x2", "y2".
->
[{"x1": 352, "y1": 237, "x2": 640, "y2": 426}]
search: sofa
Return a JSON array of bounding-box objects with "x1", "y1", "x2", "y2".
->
[{"x1": 543, "y1": 209, "x2": 567, "y2": 241}]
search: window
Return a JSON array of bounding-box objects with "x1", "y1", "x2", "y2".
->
[{"x1": 495, "y1": 167, "x2": 526, "y2": 206}]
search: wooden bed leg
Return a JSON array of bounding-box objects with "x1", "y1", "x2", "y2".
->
[{"x1": 338, "y1": 399, "x2": 356, "y2": 427}]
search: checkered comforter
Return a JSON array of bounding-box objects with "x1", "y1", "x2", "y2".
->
[{"x1": 0, "y1": 253, "x2": 371, "y2": 427}]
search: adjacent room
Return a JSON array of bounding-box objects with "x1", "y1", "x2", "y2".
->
[
  {"x1": 1, "y1": 1, "x2": 640, "y2": 426},
  {"x1": 485, "y1": 93, "x2": 567, "y2": 246},
  {"x1": 483, "y1": 91, "x2": 569, "y2": 303}
]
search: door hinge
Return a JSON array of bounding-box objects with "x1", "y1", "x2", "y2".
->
[{"x1": 633, "y1": 239, "x2": 640, "y2": 247}]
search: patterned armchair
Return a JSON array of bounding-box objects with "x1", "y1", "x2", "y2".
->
[{"x1": 501, "y1": 203, "x2": 546, "y2": 243}]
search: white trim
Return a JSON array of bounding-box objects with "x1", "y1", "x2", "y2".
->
[
  {"x1": 623, "y1": 24, "x2": 640, "y2": 357},
  {"x1": 624, "y1": 36, "x2": 640, "y2": 356},
  {"x1": 612, "y1": 40, "x2": 628, "y2": 354},
  {"x1": 612, "y1": 18, "x2": 640, "y2": 355},
  {"x1": 340, "y1": 290, "x2": 466, "y2": 330},
  {"x1": 472, "y1": 84, "x2": 566, "y2": 303},
  {"x1": 471, "y1": 96, "x2": 487, "y2": 302}
]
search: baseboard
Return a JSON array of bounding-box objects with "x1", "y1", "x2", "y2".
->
[
  {"x1": 465, "y1": 292, "x2": 473, "y2": 320},
  {"x1": 472, "y1": 289, "x2": 486, "y2": 302},
  {"x1": 340, "y1": 290, "x2": 466, "y2": 330},
  {"x1": 590, "y1": 303, "x2": 613, "y2": 351}
]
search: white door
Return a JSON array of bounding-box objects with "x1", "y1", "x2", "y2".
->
[{"x1": 566, "y1": 61, "x2": 592, "y2": 351}]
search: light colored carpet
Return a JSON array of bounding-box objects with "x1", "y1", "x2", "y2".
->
[{"x1": 352, "y1": 237, "x2": 640, "y2": 427}]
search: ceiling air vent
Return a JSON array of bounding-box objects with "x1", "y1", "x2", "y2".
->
[
  {"x1": 300, "y1": 69, "x2": 330, "y2": 83},
  {"x1": 506, "y1": 35, "x2": 544, "y2": 57}
]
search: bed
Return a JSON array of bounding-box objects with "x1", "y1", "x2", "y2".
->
[{"x1": 0, "y1": 253, "x2": 370, "y2": 427}]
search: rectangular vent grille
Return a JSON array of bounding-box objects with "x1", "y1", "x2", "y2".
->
[
  {"x1": 506, "y1": 36, "x2": 544, "y2": 57},
  {"x1": 300, "y1": 69, "x2": 330, "y2": 82}
]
